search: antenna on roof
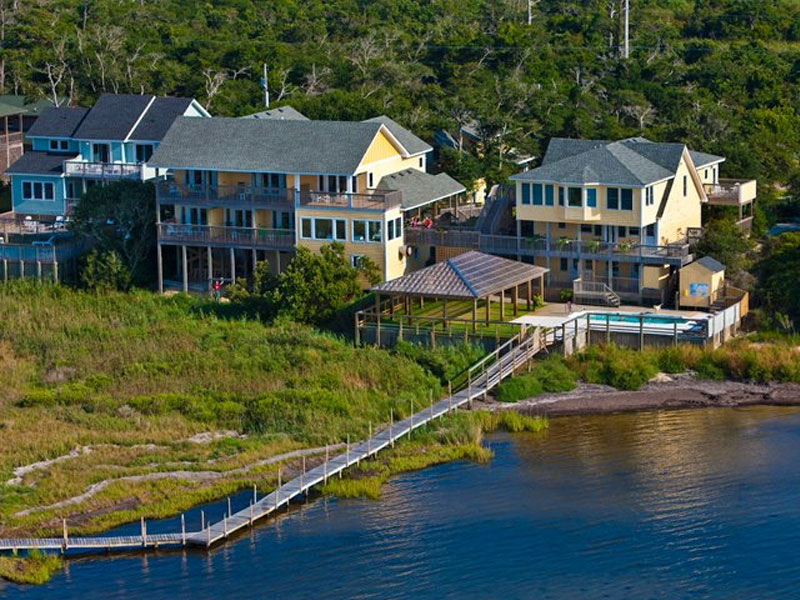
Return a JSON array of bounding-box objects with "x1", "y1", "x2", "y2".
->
[
  {"x1": 622, "y1": 0, "x2": 630, "y2": 59},
  {"x1": 261, "y1": 64, "x2": 270, "y2": 108}
]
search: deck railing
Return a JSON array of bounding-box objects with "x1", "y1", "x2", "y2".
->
[
  {"x1": 64, "y1": 160, "x2": 143, "y2": 179},
  {"x1": 297, "y1": 189, "x2": 402, "y2": 211},
  {"x1": 405, "y1": 228, "x2": 691, "y2": 264},
  {"x1": 157, "y1": 222, "x2": 295, "y2": 249},
  {"x1": 704, "y1": 178, "x2": 757, "y2": 206},
  {"x1": 156, "y1": 182, "x2": 295, "y2": 209}
]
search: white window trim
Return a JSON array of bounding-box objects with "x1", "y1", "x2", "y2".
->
[
  {"x1": 301, "y1": 217, "x2": 348, "y2": 241},
  {"x1": 21, "y1": 180, "x2": 56, "y2": 202},
  {"x1": 352, "y1": 219, "x2": 382, "y2": 244}
]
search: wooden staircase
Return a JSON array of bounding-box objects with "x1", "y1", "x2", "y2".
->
[{"x1": 573, "y1": 278, "x2": 621, "y2": 307}]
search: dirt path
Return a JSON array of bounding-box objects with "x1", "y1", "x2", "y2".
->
[{"x1": 13, "y1": 444, "x2": 345, "y2": 517}]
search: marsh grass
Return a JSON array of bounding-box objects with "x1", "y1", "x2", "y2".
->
[
  {"x1": 494, "y1": 357, "x2": 578, "y2": 402},
  {"x1": 0, "y1": 550, "x2": 62, "y2": 585}
]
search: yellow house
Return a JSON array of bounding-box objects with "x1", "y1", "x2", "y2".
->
[
  {"x1": 507, "y1": 137, "x2": 736, "y2": 305},
  {"x1": 148, "y1": 109, "x2": 464, "y2": 292},
  {"x1": 679, "y1": 256, "x2": 725, "y2": 309}
]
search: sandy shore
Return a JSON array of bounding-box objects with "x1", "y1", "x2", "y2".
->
[{"x1": 482, "y1": 374, "x2": 800, "y2": 417}]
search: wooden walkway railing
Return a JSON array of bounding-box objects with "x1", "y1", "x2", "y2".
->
[{"x1": 0, "y1": 329, "x2": 545, "y2": 555}]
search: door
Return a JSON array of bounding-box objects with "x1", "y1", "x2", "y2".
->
[{"x1": 93, "y1": 143, "x2": 110, "y2": 163}]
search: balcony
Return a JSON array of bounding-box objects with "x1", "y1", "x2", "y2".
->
[
  {"x1": 405, "y1": 228, "x2": 692, "y2": 266},
  {"x1": 297, "y1": 189, "x2": 402, "y2": 211},
  {"x1": 64, "y1": 160, "x2": 143, "y2": 180},
  {"x1": 158, "y1": 222, "x2": 295, "y2": 250},
  {"x1": 156, "y1": 181, "x2": 294, "y2": 210},
  {"x1": 704, "y1": 178, "x2": 756, "y2": 206}
]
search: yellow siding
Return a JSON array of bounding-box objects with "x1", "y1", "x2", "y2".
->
[
  {"x1": 360, "y1": 130, "x2": 403, "y2": 166},
  {"x1": 218, "y1": 171, "x2": 250, "y2": 187},
  {"x1": 643, "y1": 265, "x2": 669, "y2": 289},
  {"x1": 679, "y1": 261, "x2": 724, "y2": 308},
  {"x1": 657, "y1": 151, "x2": 703, "y2": 244}
]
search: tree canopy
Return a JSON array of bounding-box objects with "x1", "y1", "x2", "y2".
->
[{"x1": 4, "y1": 0, "x2": 800, "y2": 189}]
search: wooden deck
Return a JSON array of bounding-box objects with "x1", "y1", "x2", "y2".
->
[{"x1": 0, "y1": 330, "x2": 546, "y2": 555}]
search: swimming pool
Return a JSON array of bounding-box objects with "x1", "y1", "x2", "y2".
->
[{"x1": 588, "y1": 312, "x2": 686, "y2": 325}]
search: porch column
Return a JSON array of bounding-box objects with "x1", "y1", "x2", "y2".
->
[
  {"x1": 4, "y1": 115, "x2": 9, "y2": 169},
  {"x1": 500, "y1": 289, "x2": 505, "y2": 321},
  {"x1": 230, "y1": 247, "x2": 236, "y2": 283},
  {"x1": 207, "y1": 246, "x2": 213, "y2": 291},
  {"x1": 442, "y1": 299, "x2": 447, "y2": 319},
  {"x1": 485, "y1": 295, "x2": 491, "y2": 324},
  {"x1": 181, "y1": 245, "x2": 188, "y2": 293},
  {"x1": 516, "y1": 219, "x2": 522, "y2": 261},
  {"x1": 539, "y1": 275, "x2": 544, "y2": 299},
  {"x1": 157, "y1": 243, "x2": 164, "y2": 293},
  {"x1": 375, "y1": 293, "x2": 381, "y2": 348}
]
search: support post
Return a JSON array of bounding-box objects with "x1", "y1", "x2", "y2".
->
[
  {"x1": 227, "y1": 496, "x2": 232, "y2": 517},
  {"x1": 63, "y1": 519, "x2": 68, "y2": 551},
  {"x1": 181, "y1": 245, "x2": 188, "y2": 293},
  {"x1": 409, "y1": 399, "x2": 413, "y2": 439},
  {"x1": 368, "y1": 422, "x2": 372, "y2": 455},
  {"x1": 390, "y1": 409, "x2": 394, "y2": 448},
  {"x1": 141, "y1": 517, "x2": 147, "y2": 547},
  {"x1": 375, "y1": 293, "x2": 381, "y2": 348},
  {"x1": 527, "y1": 279, "x2": 532, "y2": 310},
  {"x1": 249, "y1": 501, "x2": 254, "y2": 526},
  {"x1": 157, "y1": 243, "x2": 164, "y2": 292},
  {"x1": 324, "y1": 445, "x2": 329, "y2": 483},
  {"x1": 485, "y1": 295, "x2": 491, "y2": 325},
  {"x1": 201, "y1": 510, "x2": 205, "y2": 531},
  {"x1": 230, "y1": 247, "x2": 236, "y2": 283},
  {"x1": 500, "y1": 289, "x2": 505, "y2": 321},
  {"x1": 207, "y1": 246, "x2": 213, "y2": 292},
  {"x1": 512, "y1": 285, "x2": 519, "y2": 316},
  {"x1": 639, "y1": 315, "x2": 644, "y2": 350},
  {"x1": 181, "y1": 513, "x2": 186, "y2": 547},
  {"x1": 301, "y1": 455, "x2": 306, "y2": 490},
  {"x1": 253, "y1": 483, "x2": 257, "y2": 504}
]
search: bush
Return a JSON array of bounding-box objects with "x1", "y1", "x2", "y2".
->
[
  {"x1": 532, "y1": 358, "x2": 578, "y2": 392},
  {"x1": 568, "y1": 345, "x2": 657, "y2": 391},
  {"x1": 394, "y1": 341, "x2": 486, "y2": 384},
  {"x1": 495, "y1": 374, "x2": 543, "y2": 402}
]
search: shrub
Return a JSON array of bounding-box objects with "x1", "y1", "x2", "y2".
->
[
  {"x1": 532, "y1": 358, "x2": 578, "y2": 393},
  {"x1": 394, "y1": 341, "x2": 486, "y2": 384},
  {"x1": 495, "y1": 374, "x2": 543, "y2": 403}
]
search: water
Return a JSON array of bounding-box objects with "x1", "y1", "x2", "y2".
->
[{"x1": 3, "y1": 406, "x2": 800, "y2": 599}]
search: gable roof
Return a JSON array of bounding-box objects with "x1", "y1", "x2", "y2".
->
[
  {"x1": 376, "y1": 168, "x2": 465, "y2": 210},
  {"x1": 129, "y1": 97, "x2": 194, "y2": 141},
  {"x1": 73, "y1": 94, "x2": 154, "y2": 141},
  {"x1": 6, "y1": 151, "x2": 75, "y2": 176},
  {"x1": 363, "y1": 115, "x2": 431, "y2": 156},
  {"x1": 149, "y1": 117, "x2": 390, "y2": 174},
  {"x1": 695, "y1": 256, "x2": 725, "y2": 273},
  {"x1": 26, "y1": 107, "x2": 90, "y2": 138},
  {"x1": 514, "y1": 137, "x2": 724, "y2": 186},
  {"x1": 689, "y1": 149, "x2": 724, "y2": 169},
  {"x1": 243, "y1": 106, "x2": 309, "y2": 121},
  {"x1": 372, "y1": 250, "x2": 548, "y2": 299}
]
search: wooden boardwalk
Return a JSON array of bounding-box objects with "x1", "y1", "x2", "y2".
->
[{"x1": 0, "y1": 329, "x2": 545, "y2": 554}]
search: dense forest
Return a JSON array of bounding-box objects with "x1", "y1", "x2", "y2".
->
[{"x1": 5, "y1": 0, "x2": 800, "y2": 189}]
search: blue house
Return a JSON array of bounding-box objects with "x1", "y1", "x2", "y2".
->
[{"x1": 6, "y1": 94, "x2": 209, "y2": 217}]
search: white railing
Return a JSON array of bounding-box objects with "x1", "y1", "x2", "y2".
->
[{"x1": 64, "y1": 161, "x2": 143, "y2": 179}]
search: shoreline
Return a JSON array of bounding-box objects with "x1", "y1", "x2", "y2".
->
[{"x1": 483, "y1": 374, "x2": 800, "y2": 417}]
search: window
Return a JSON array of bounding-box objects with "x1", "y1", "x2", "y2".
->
[
  {"x1": 21, "y1": 180, "x2": 55, "y2": 201},
  {"x1": 567, "y1": 187, "x2": 582, "y2": 207},
  {"x1": 49, "y1": 139, "x2": 69, "y2": 151},
  {"x1": 352, "y1": 219, "x2": 382, "y2": 243},
  {"x1": 559, "y1": 258, "x2": 568, "y2": 271},
  {"x1": 558, "y1": 222, "x2": 566, "y2": 230},
  {"x1": 387, "y1": 216, "x2": 403, "y2": 241},
  {"x1": 704, "y1": 169, "x2": 708, "y2": 180},
  {"x1": 315, "y1": 218, "x2": 333, "y2": 240},
  {"x1": 612, "y1": 261, "x2": 620, "y2": 277},
  {"x1": 273, "y1": 211, "x2": 294, "y2": 230},
  {"x1": 618, "y1": 226, "x2": 627, "y2": 238},
  {"x1": 368, "y1": 172, "x2": 374, "y2": 188},
  {"x1": 532, "y1": 183, "x2": 543, "y2": 205},
  {"x1": 628, "y1": 226, "x2": 640, "y2": 237},
  {"x1": 419, "y1": 157, "x2": 424, "y2": 168},
  {"x1": 545, "y1": 184, "x2": 554, "y2": 206},
  {"x1": 557, "y1": 186, "x2": 565, "y2": 206},
  {"x1": 301, "y1": 218, "x2": 313, "y2": 239},
  {"x1": 644, "y1": 186, "x2": 655, "y2": 206},
  {"x1": 336, "y1": 219, "x2": 346, "y2": 241},
  {"x1": 621, "y1": 189, "x2": 633, "y2": 211},
  {"x1": 586, "y1": 188, "x2": 597, "y2": 208},
  {"x1": 521, "y1": 183, "x2": 530, "y2": 205},
  {"x1": 92, "y1": 143, "x2": 110, "y2": 163},
  {"x1": 646, "y1": 224, "x2": 656, "y2": 237},
  {"x1": 683, "y1": 175, "x2": 687, "y2": 197},
  {"x1": 260, "y1": 173, "x2": 285, "y2": 189},
  {"x1": 351, "y1": 254, "x2": 365, "y2": 268},
  {"x1": 594, "y1": 225, "x2": 602, "y2": 236},
  {"x1": 580, "y1": 224, "x2": 592, "y2": 234},
  {"x1": 607, "y1": 188, "x2": 619, "y2": 210},
  {"x1": 135, "y1": 144, "x2": 154, "y2": 163}
]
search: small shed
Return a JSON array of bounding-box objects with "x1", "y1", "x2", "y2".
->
[
  {"x1": 679, "y1": 256, "x2": 725, "y2": 308},
  {"x1": 371, "y1": 251, "x2": 548, "y2": 330}
]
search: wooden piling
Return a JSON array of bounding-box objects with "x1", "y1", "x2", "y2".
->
[
  {"x1": 201, "y1": 510, "x2": 205, "y2": 531},
  {"x1": 181, "y1": 514, "x2": 186, "y2": 547},
  {"x1": 140, "y1": 517, "x2": 146, "y2": 547}
]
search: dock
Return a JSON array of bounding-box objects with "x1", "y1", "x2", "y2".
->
[{"x1": 0, "y1": 329, "x2": 545, "y2": 554}]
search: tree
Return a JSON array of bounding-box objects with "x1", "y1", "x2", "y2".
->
[
  {"x1": 80, "y1": 249, "x2": 131, "y2": 292},
  {"x1": 756, "y1": 232, "x2": 800, "y2": 329},
  {"x1": 69, "y1": 180, "x2": 156, "y2": 286},
  {"x1": 695, "y1": 218, "x2": 753, "y2": 286}
]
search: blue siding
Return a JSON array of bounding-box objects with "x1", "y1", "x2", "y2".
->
[
  {"x1": 11, "y1": 174, "x2": 66, "y2": 216},
  {"x1": 31, "y1": 138, "x2": 80, "y2": 153}
]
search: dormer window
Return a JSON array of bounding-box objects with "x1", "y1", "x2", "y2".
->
[{"x1": 49, "y1": 139, "x2": 69, "y2": 151}]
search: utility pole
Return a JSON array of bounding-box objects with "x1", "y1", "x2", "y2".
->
[
  {"x1": 268, "y1": 63, "x2": 269, "y2": 108},
  {"x1": 622, "y1": 0, "x2": 630, "y2": 59}
]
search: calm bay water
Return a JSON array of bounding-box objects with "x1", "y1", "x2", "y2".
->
[{"x1": 3, "y1": 406, "x2": 800, "y2": 599}]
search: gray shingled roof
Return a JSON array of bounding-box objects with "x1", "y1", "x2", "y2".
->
[
  {"x1": 376, "y1": 168, "x2": 465, "y2": 210},
  {"x1": 149, "y1": 117, "x2": 386, "y2": 174},
  {"x1": 363, "y1": 115, "x2": 432, "y2": 155},
  {"x1": 689, "y1": 149, "x2": 724, "y2": 168},
  {"x1": 73, "y1": 94, "x2": 154, "y2": 141},
  {"x1": 129, "y1": 97, "x2": 194, "y2": 141},
  {"x1": 372, "y1": 251, "x2": 548, "y2": 299},
  {"x1": 26, "y1": 107, "x2": 89, "y2": 138},
  {"x1": 513, "y1": 137, "x2": 723, "y2": 186},
  {"x1": 243, "y1": 106, "x2": 309, "y2": 121},
  {"x1": 6, "y1": 151, "x2": 74, "y2": 176},
  {"x1": 695, "y1": 255, "x2": 725, "y2": 273}
]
